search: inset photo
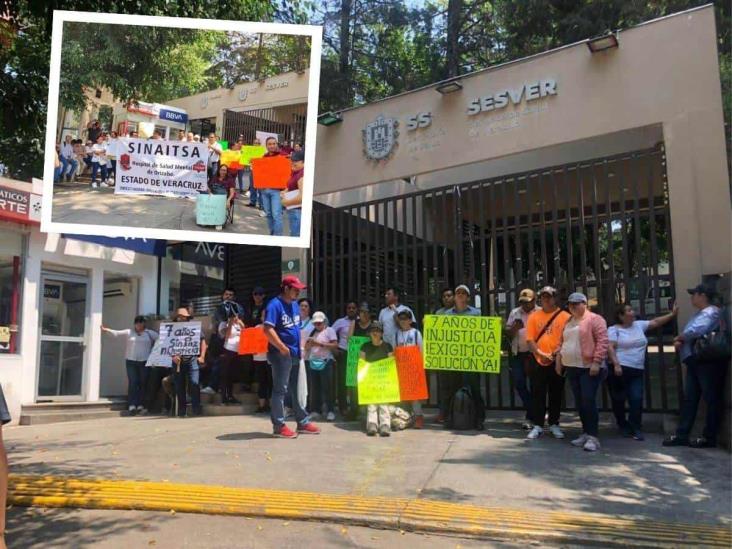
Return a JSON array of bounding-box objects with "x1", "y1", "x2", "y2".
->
[{"x1": 43, "y1": 10, "x2": 321, "y2": 247}]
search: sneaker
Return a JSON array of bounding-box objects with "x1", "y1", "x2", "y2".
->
[
  {"x1": 273, "y1": 425, "x2": 298, "y2": 439},
  {"x1": 549, "y1": 425, "x2": 565, "y2": 439},
  {"x1": 100, "y1": 181, "x2": 108, "y2": 188},
  {"x1": 662, "y1": 435, "x2": 689, "y2": 447},
  {"x1": 527, "y1": 425, "x2": 543, "y2": 440},
  {"x1": 326, "y1": 411, "x2": 336, "y2": 422},
  {"x1": 521, "y1": 421, "x2": 533, "y2": 431},
  {"x1": 297, "y1": 422, "x2": 321, "y2": 435},
  {"x1": 632, "y1": 431, "x2": 645, "y2": 441},
  {"x1": 128, "y1": 405, "x2": 136, "y2": 416},
  {"x1": 258, "y1": 210, "x2": 266, "y2": 217},
  {"x1": 414, "y1": 415, "x2": 424, "y2": 429},
  {"x1": 366, "y1": 423, "x2": 378, "y2": 436},
  {"x1": 138, "y1": 408, "x2": 149, "y2": 416},
  {"x1": 571, "y1": 433, "x2": 589, "y2": 447},
  {"x1": 378, "y1": 425, "x2": 391, "y2": 437},
  {"x1": 200, "y1": 386, "x2": 215, "y2": 395},
  {"x1": 583, "y1": 436, "x2": 600, "y2": 452},
  {"x1": 136, "y1": 405, "x2": 144, "y2": 412},
  {"x1": 689, "y1": 437, "x2": 716, "y2": 449},
  {"x1": 91, "y1": 182, "x2": 98, "y2": 188}
]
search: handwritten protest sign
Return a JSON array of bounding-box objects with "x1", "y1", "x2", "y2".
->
[
  {"x1": 423, "y1": 315, "x2": 502, "y2": 373},
  {"x1": 357, "y1": 357, "x2": 401, "y2": 405},
  {"x1": 115, "y1": 138, "x2": 209, "y2": 198},
  {"x1": 394, "y1": 346, "x2": 429, "y2": 401},
  {"x1": 145, "y1": 321, "x2": 202, "y2": 368},
  {"x1": 220, "y1": 149, "x2": 242, "y2": 169},
  {"x1": 239, "y1": 326, "x2": 269, "y2": 355},
  {"x1": 240, "y1": 146, "x2": 266, "y2": 166},
  {"x1": 346, "y1": 336, "x2": 370, "y2": 387},
  {"x1": 196, "y1": 194, "x2": 227, "y2": 226},
  {"x1": 218, "y1": 140, "x2": 228, "y2": 151},
  {"x1": 251, "y1": 156, "x2": 290, "y2": 189}
]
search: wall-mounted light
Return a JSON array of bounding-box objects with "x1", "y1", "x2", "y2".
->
[
  {"x1": 587, "y1": 33, "x2": 619, "y2": 53},
  {"x1": 317, "y1": 111, "x2": 343, "y2": 126},
  {"x1": 435, "y1": 78, "x2": 463, "y2": 95}
]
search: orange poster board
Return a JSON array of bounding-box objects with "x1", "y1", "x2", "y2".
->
[
  {"x1": 251, "y1": 156, "x2": 290, "y2": 189},
  {"x1": 394, "y1": 345, "x2": 429, "y2": 401},
  {"x1": 238, "y1": 326, "x2": 269, "y2": 355}
]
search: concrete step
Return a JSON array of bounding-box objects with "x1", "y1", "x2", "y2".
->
[
  {"x1": 200, "y1": 391, "x2": 259, "y2": 406},
  {"x1": 20, "y1": 410, "x2": 124, "y2": 426},
  {"x1": 20, "y1": 399, "x2": 127, "y2": 425}
]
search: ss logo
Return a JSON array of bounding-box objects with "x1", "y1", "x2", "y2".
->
[{"x1": 406, "y1": 112, "x2": 432, "y2": 131}]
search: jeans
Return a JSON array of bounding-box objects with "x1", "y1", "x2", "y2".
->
[
  {"x1": 607, "y1": 366, "x2": 644, "y2": 433},
  {"x1": 268, "y1": 351, "x2": 310, "y2": 430},
  {"x1": 109, "y1": 159, "x2": 117, "y2": 181},
  {"x1": 54, "y1": 165, "x2": 64, "y2": 183},
  {"x1": 509, "y1": 353, "x2": 532, "y2": 419},
  {"x1": 236, "y1": 169, "x2": 246, "y2": 192},
  {"x1": 260, "y1": 189, "x2": 283, "y2": 236},
  {"x1": 91, "y1": 162, "x2": 108, "y2": 184},
  {"x1": 60, "y1": 156, "x2": 78, "y2": 179},
  {"x1": 307, "y1": 359, "x2": 334, "y2": 415},
  {"x1": 566, "y1": 367, "x2": 601, "y2": 437},
  {"x1": 125, "y1": 360, "x2": 148, "y2": 408},
  {"x1": 287, "y1": 208, "x2": 302, "y2": 237},
  {"x1": 676, "y1": 360, "x2": 728, "y2": 443},
  {"x1": 529, "y1": 358, "x2": 564, "y2": 427},
  {"x1": 173, "y1": 358, "x2": 201, "y2": 417},
  {"x1": 145, "y1": 366, "x2": 172, "y2": 413},
  {"x1": 255, "y1": 359, "x2": 272, "y2": 400}
]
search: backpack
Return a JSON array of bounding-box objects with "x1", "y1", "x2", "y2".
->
[
  {"x1": 447, "y1": 386, "x2": 484, "y2": 430},
  {"x1": 693, "y1": 305, "x2": 731, "y2": 362}
]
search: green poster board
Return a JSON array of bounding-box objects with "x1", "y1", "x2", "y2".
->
[
  {"x1": 357, "y1": 357, "x2": 401, "y2": 405},
  {"x1": 345, "y1": 336, "x2": 370, "y2": 387},
  {"x1": 422, "y1": 314, "x2": 503, "y2": 373},
  {"x1": 218, "y1": 140, "x2": 229, "y2": 151},
  {"x1": 196, "y1": 194, "x2": 227, "y2": 226}
]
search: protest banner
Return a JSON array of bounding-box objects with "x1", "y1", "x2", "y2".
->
[
  {"x1": 238, "y1": 326, "x2": 269, "y2": 355},
  {"x1": 251, "y1": 156, "x2": 290, "y2": 189},
  {"x1": 146, "y1": 321, "x2": 202, "y2": 368},
  {"x1": 218, "y1": 140, "x2": 229, "y2": 151},
  {"x1": 196, "y1": 194, "x2": 227, "y2": 226},
  {"x1": 357, "y1": 357, "x2": 401, "y2": 405},
  {"x1": 394, "y1": 346, "x2": 429, "y2": 401},
  {"x1": 240, "y1": 145, "x2": 266, "y2": 166},
  {"x1": 115, "y1": 138, "x2": 209, "y2": 198},
  {"x1": 220, "y1": 149, "x2": 242, "y2": 169},
  {"x1": 422, "y1": 314, "x2": 502, "y2": 373},
  {"x1": 345, "y1": 335, "x2": 370, "y2": 387}
]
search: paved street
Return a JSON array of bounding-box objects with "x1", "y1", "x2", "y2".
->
[
  {"x1": 4, "y1": 412, "x2": 731, "y2": 547},
  {"x1": 51, "y1": 183, "x2": 274, "y2": 235}
]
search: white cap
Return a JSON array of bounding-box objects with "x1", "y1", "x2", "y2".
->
[
  {"x1": 312, "y1": 311, "x2": 327, "y2": 323},
  {"x1": 455, "y1": 284, "x2": 471, "y2": 296}
]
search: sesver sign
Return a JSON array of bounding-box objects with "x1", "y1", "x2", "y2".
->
[{"x1": 423, "y1": 314, "x2": 502, "y2": 373}]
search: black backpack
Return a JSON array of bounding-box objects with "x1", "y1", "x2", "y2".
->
[{"x1": 447, "y1": 386, "x2": 485, "y2": 430}]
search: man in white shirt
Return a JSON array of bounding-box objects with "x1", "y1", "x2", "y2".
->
[
  {"x1": 90, "y1": 134, "x2": 109, "y2": 189},
  {"x1": 506, "y1": 289, "x2": 540, "y2": 430},
  {"x1": 378, "y1": 287, "x2": 415, "y2": 347},
  {"x1": 59, "y1": 135, "x2": 78, "y2": 183},
  {"x1": 331, "y1": 301, "x2": 359, "y2": 416},
  {"x1": 207, "y1": 133, "x2": 223, "y2": 179}
]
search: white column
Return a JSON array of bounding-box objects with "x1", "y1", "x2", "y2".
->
[
  {"x1": 20, "y1": 233, "x2": 42, "y2": 404},
  {"x1": 84, "y1": 267, "x2": 104, "y2": 401}
]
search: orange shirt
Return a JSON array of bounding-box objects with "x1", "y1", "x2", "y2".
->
[{"x1": 525, "y1": 308, "x2": 571, "y2": 366}]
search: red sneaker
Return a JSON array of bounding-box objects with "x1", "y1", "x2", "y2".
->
[
  {"x1": 273, "y1": 425, "x2": 298, "y2": 439},
  {"x1": 414, "y1": 415, "x2": 424, "y2": 429},
  {"x1": 297, "y1": 422, "x2": 321, "y2": 435}
]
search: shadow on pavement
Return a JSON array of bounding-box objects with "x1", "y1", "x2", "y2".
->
[{"x1": 216, "y1": 432, "x2": 273, "y2": 441}]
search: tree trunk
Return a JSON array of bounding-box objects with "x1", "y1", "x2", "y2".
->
[
  {"x1": 254, "y1": 33, "x2": 264, "y2": 80},
  {"x1": 446, "y1": 0, "x2": 462, "y2": 78},
  {"x1": 339, "y1": 0, "x2": 353, "y2": 104}
]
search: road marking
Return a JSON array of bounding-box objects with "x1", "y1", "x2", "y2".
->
[{"x1": 8, "y1": 474, "x2": 730, "y2": 547}]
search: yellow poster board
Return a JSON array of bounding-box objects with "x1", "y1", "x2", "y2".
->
[
  {"x1": 422, "y1": 314, "x2": 502, "y2": 373},
  {"x1": 240, "y1": 146, "x2": 266, "y2": 166},
  {"x1": 357, "y1": 357, "x2": 401, "y2": 405}
]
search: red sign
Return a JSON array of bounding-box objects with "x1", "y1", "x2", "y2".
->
[
  {"x1": 394, "y1": 346, "x2": 429, "y2": 401},
  {"x1": 251, "y1": 156, "x2": 291, "y2": 189},
  {"x1": 0, "y1": 185, "x2": 40, "y2": 225},
  {"x1": 239, "y1": 326, "x2": 269, "y2": 355}
]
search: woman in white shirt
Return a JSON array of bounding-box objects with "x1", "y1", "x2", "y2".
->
[
  {"x1": 304, "y1": 311, "x2": 338, "y2": 421},
  {"x1": 218, "y1": 305, "x2": 244, "y2": 406},
  {"x1": 102, "y1": 316, "x2": 158, "y2": 415},
  {"x1": 607, "y1": 303, "x2": 678, "y2": 440},
  {"x1": 90, "y1": 134, "x2": 109, "y2": 188}
]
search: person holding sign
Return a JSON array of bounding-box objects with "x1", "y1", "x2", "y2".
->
[
  {"x1": 208, "y1": 164, "x2": 236, "y2": 218},
  {"x1": 258, "y1": 137, "x2": 288, "y2": 236},
  {"x1": 264, "y1": 276, "x2": 320, "y2": 438},
  {"x1": 395, "y1": 310, "x2": 425, "y2": 429},
  {"x1": 245, "y1": 286, "x2": 272, "y2": 413},
  {"x1": 525, "y1": 286, "x2": 571, "y2": 441},
  {"x1": 360, "y1": 322, "x2": 394, "y2": 437},
  {"x1": 304, "y1": 311, "x2": 339, "y2": 422},
  {"x1": 171, "y1": 308, "x2": 207, "y2": 418},
  {"x1": 556, "y1": 293, "x2": 609, "y2": 452},
  {"x1": 218, "y1": 301, "x2": 245, "y2": 406}
]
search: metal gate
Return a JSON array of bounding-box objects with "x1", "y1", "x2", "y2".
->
[
  {"x1": 222, "y1": 104, "x2": 307, "y2": 147},
  {"x1": 309, "y1": 145, "x2": 683, "y2": 413}
]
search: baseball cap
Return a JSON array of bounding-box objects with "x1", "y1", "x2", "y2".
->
[
  {"x1": 291, "y1": 150, "x2": 305, "y2": 162},
  {"x1": 687, "y1": 283, "x2": 716, "y2": 298},
  {"x1": 175, "y1": 307, "x2": 191, "y2": 319},
  {"x1": 282, "y1": 275, "x2": 306, "y2": 290},
  {"x1": 538, "y1": 286, "x2": 557, "y2": 296},
  {"x1": 252, "y1": 286, "x2": 265, "y2": 295},
  {"x1": 518, "y1": 289, "x2": 536, "y2": 303},
  {"x1": 368, "y1": 321, "x2": 384, "y2": 333},
  {"x1": 359, "y1": 302, "x2": 370, "y2": 312},
  {"x1": 396, "y1": 309, "x2": 412, "y2": 319},
  {"x1": 455, "y1": 284, "x2": 471, "y2": 296},
  {"x1": 567, "y1": 292, "x2": 588, "y2": 304},
  {"x1": 312, "y1": 311, "x2": 327, "y2": 323}
]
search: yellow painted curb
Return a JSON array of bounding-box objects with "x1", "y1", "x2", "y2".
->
[{"x1": 9, "y1": 475, "x2": 731, "y2": 547}]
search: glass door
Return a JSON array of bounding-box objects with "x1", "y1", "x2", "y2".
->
[{"x1": 37, "y1": 274, "x2": 89, "y2": 400}]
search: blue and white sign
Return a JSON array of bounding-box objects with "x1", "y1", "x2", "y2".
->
[
  {"x1": 159, "y1": 108, "x2": 188, "y2": 124},
  {"x1": 62, "y1": 235, "x2": 167, "y2": 256}
]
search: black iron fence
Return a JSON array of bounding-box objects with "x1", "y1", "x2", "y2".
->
[
  {"x1": 309, "y1": 145, "x2": 683, "y2": 413},
  {"x1": 222, "y1": 104, "x2": 307, "y2": 148}
]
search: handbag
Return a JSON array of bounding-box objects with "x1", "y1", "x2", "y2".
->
[
  {"x1": 309, "y1": 357, "x2": 327, "y2": 371},
  {"x1": 693, "y1": 308, "x2": 731, "y2": 361},
  {"x1": 297, "y1": 358, "x2": 308, "y2": 409}
]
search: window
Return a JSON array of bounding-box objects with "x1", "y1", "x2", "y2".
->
[
  {"x1": 0, "y1": 232, "x2": 25, "y2": 354},
  {"x1": 189, "y1": 118, "x2": 216, "y2": 138}
]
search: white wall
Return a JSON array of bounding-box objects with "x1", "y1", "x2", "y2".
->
[{"x1": 100, "y1": 277, "x2": 140, "y2": 397}]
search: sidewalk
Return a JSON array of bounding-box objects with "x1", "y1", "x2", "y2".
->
[
  {"x1": 5, "y1": 412, "x2": 731, "y2": 546},
  {"x1": 51, "y1": 184, "x2": 273, "y2": 235}
]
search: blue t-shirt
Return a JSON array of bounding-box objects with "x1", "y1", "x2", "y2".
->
[{"x1": 264, "y1": 296, "x2": 301, "y2": 357}]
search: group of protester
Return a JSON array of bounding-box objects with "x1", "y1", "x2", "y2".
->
[
  {"x1": 54, "y1": 129, "x2": 122, "y2": 188},
  {"x1": 104, "y1": 276, "x2": 729, "y2": 449}
]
